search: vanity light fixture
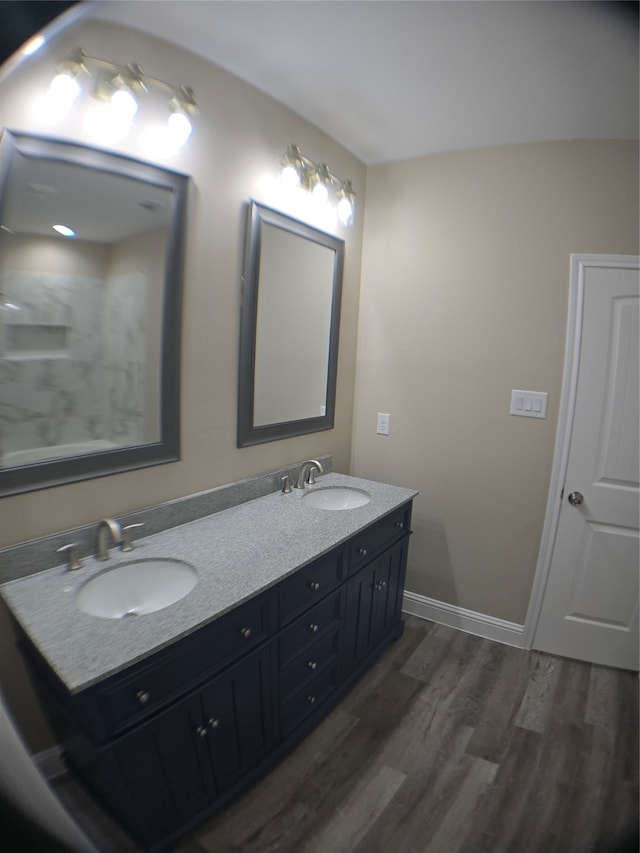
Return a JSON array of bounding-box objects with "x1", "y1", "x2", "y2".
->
[
  {"x1": 44, "y1": 48, "x2": 198, "y2": 152},
  {"x1": 279, "y1": 144, "x2": 356, "y2": 225}
]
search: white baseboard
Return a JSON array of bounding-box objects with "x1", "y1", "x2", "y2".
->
[
  {"x1": 34, "y1": 744, "x2": 67, "y2": 782},
  {"x1": 403, "y1": 591, "x2": 527, "y2": 648}
]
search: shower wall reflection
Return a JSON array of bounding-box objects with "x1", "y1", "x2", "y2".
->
[{"x1": 0, "y1": 227, "x2": 163, "y2": 467}]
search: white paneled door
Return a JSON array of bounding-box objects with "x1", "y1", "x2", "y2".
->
[{"x1": 532, "y1": 255, "x2": 639, "y2": 671}]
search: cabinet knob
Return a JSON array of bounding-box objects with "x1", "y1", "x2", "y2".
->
[
  {"x1": 308, "y1": 661, "x2": 317, "y2": 670},
  {"x1": 309, "y1": 623, "x2": 319, "y2": 633},
  {"x1": 307, "y1": 695, "x2": 316, "y2": 704},
  {"x1": 136, "y1": 690, "x2": 150, "y2": 705},
  {"x1": 394, "y1": 521, "x2": 405, "y2": 529},
  {"x1": 358, "y1": 548, "x2": 368, "y2": 556},
  {"x1": 309, "y1": 582, "x2": 320, "y2": 591},
  {"x1": 240, "y1": 627, "x2": 252, "y2": 639},
  {"x1": 196, "y1": 725, "x2": 208, "y2": 738},
  {"x1": 208, "y1": 717, "x2": 219, "y2": 729}
]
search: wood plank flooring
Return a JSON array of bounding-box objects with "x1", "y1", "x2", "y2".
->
[{"x1": 51, "y1": 615, "x2": 639, "y2": 853}]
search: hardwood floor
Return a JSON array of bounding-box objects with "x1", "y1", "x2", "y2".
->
[{"x1": 51, "y1": 615, "x2": 638, "y2": 853}]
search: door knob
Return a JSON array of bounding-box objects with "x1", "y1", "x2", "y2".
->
[{"x1": 567, "y1": 491, "x2": 584, "y2": 507}]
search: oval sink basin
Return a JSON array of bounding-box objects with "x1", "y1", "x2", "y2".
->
[
  {"x1": 302, "y1": 486, "x2": 371, "y2": 510},
  {"x1": 76, "y1": 558, "x2": 198, "y2": 619}
]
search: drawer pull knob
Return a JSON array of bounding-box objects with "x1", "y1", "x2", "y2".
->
[
  {"x1": 136, "y1": 690, "x2": 150, "y2": 705},
  {"x1": 394, "y1": 521, "x2": 405, "y2": 529},
  {"x1": 358, "y1": 548, "x2": 368, "y2": 556},
  {"x1": 208, "y1": 717, "x2": 220, "y2": 729},
  {"x1": 240, "y1": 627, "x2": 252, "y2": 638},
  {"x1": 308, "y1": 661, "x2": 317, "y2": 670},
  {"x1": 307, "y1": 695, "x2": 316, "y2": 704},
  {"x1": 310, "y1": 582, "x2": 320, "y2": 591},
  {"x1": 310, "y1": 623, "x2": 319, "y2": 633},
  {"x1": 196, "y1": 725, "x2": 208, "y2": 738}
]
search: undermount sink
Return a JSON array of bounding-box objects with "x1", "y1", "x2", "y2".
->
[
  {"x1": 76, "y1": 558, "x2": 198, "y2": 619},
  {"x1": 302, "y1": 486, "x2": 371, "y2": 510}
]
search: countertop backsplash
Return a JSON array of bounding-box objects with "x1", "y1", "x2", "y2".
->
[{"x1": 0, "y1": 456, "x2": 333, "y2": 584}]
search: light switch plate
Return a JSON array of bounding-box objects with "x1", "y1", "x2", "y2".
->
[{"x1": 510, "y1": 390, "x2": 548, "y2": 419}]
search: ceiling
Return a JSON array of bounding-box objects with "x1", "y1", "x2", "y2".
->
[{"x1": 75, "y1": 0, "x2": 640, "y2": 166}]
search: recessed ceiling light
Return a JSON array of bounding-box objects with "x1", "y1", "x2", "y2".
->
[{"x1": 53, "y1": 224, "x2": 76, "y2": 238}]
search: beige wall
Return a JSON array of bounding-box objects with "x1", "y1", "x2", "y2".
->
[
  {"x1": 0, "y1": 19, "x2": 364, "y2": 751},
  {"x1": 0, "y1": 19, "x2": 365, "y2": 549},
  {"x1": 352, "y1": 140, "x2": 639, "y2": 624}
]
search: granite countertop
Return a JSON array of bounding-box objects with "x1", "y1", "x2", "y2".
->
[{"x1": 1, "y1": 473, "x2": 417, "y2": 694}]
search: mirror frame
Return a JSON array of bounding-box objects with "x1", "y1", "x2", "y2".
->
[
  {"x1": 237, "y1": 201, "x2": 344, "y2": 447},
  {"x1": 0, "y1": 131, "x2": 189, "y2": 496}
]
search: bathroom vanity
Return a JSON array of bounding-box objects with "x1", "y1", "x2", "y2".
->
[{"x1": 1, "y1": 472, "x2": 416, "y2": 851}]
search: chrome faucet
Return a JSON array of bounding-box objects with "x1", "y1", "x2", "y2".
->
[
  {"x1": 295, "y1": 459, "x2": 324, "y2": 489},
  {"x1": 95, "y1": 518, "x2": 123, "y2": 561}
]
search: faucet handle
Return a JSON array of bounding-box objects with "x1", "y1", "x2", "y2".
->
[
  {"x1": 281, "y1": 475, "x2": 292, "y2": 494},
  {"x1": 56, "y1": 543, "x2": 82, "y2": 571},
  {"x1": 307, "y1": 466, "x2": 319, "y2": 485},
  {"x1": 121, "y1": 523, "x2": 144, "y2": 552}
]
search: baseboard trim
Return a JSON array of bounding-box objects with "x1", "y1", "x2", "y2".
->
[
  {"x1": 34, "y1": 744, "x2": 67, "y2": 782},
  {"x1": 403, "y1": 591, "x2": 527, "y2": 648}
]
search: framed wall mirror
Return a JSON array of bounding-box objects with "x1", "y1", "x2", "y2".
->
[
  {"x1": 0, "y1": 131, "x2": 189, "y2": 496},
  {"x1": 237, "y1": 201, "x2": 344, "y2": 447}
]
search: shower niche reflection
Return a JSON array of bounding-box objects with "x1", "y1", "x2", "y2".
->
[{"x1": 0, "y1": 132, "x2": 188, "y2": 495}]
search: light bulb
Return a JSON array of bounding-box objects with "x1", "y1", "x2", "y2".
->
[
  {"x1": 110, "y1": 88, "x2": 138, "y2": 122},
  {"x1": 337, "y1": 196, "x2": 354, "y2": 226},
  {"x1": 281, "y1": 164, "x2": 301, "y2": 189},
  {"x1": 42, "y1": 71, "x2": 80, "y2": 122},
  {"x1": 167, "y1": 111, "x2": 192, "y2": 147},
  {"x1": 312, "y1": 182, "x2": 329, "y2": 204}
]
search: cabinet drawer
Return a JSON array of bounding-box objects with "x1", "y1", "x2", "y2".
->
[
  {"x1": 280, "y1": 629, "x2": 339, "y2": 700},
  {"x1": 347, "y1": 503, "x2": 412, "y2": 575},
  {"x1": 95, "y1": 593, "x2": 273, "y2": 737},
  {"x1": 280, "y1": 665, "x2": 338, "y2": 738},
  {"x1": 278, "y1": 590, "x2": 342, "y2": 669},
  {"x1": 278, "y1": 548, "x2": 344, "y2": 626}
]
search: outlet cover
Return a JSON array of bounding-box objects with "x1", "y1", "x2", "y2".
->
[{"x1": 377, "y1": 412, "x2": 391, "y2": 435}]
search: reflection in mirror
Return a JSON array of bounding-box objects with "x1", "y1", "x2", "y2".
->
[
  {"x1": 0, "y1": 131, "x2": 189, "y2": 496},
  {"x1": 238, "y1": 201, "x2": 344, "y2": 447}
]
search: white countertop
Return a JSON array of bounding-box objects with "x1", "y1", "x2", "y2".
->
[{"x1": 1, "y1": 473, "x2": 417, "y2": 693}]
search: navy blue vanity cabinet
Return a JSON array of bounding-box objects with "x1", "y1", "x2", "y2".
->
[
  {"x1": 342, "y1": 505, "x2": 412, "y2": 675},
  {"x1": 14, "y1": 499, "x2": 413, "y2": 852}
]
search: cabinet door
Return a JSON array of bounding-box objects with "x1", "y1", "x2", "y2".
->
[
  {"x1": 107, "y1": 691, "x2": 215, "y2": 846},
  {"x1": 199, "y1": 644, "x2": 273, "y2": 793},
  {"x1": 104, "y1": 645, "x2": 272, "y2": 846},
  {"x1": 342, "y1": 536, "x2": 409, "y2": 673}
]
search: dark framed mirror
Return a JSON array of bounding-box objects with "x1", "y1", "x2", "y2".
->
[
  {"x1": 0, "y1": 131, "x2": 189, "y2": 496},
  {"x1": 237, "y1": 201, "x2": 344, "y2": 447}
]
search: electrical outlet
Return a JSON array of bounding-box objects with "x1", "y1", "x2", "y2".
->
[{"x1": 377, "y1": 412, "x2": 391, "y2": 435}]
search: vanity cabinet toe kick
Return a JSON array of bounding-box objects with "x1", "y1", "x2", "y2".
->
[{"x1": 19, "y1": 500, "x2": 413, "y2": 852}]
